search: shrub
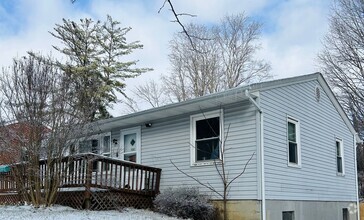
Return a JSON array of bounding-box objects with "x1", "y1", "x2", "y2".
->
[{"x1": 153, "y1": 187, "x2": 215, "y2": 220}]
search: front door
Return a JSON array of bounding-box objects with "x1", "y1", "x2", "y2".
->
[{"x1": 120, "y1": 127, "x2": 141, "y2": 163}]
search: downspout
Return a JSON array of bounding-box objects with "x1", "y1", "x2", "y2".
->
[
  {"x1": 245, "y1": 89, "x2": 266, "y2": 220},
  {"x1": 354, "y1": 134, "x2": 360, "y2": 220}
]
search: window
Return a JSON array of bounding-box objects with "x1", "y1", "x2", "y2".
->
[
  {"x1": 343, "y1": 208, "x2": 349, "y2": 220},
  {"x1": 78, "y1": 133, "x2": 111, "y2": 155},
  {"x1": 77, "y1": 133, "x2": 111, "y2": 171},
  {"x1": 336, "y1": 139, "x2": 344, "y2": 175},
  {"x1": 21, "y1": 147, "x2": 29, "y2": 162},
  {"x1": 191, "y1": 110, "x2": 223, "y2": 165},
  {"x1": 287, "y1": 117, "x2": 301, "y2": 167},
  {"x1": 103, "y1": 136, "x2": 111, "y2": 157},
  {"x1": 69, "y1": 144, "x2": 76, "y2": 155},
  {"x1": 282, "y1": 211, "x2": 295, "y2": 220}
]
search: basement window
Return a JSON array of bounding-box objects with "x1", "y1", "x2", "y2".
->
[
  {"x1": 282, "y1": 211, "x2": 295, "y2": 220},
  {"x1": 343, "y1": 208, "x2": 349, "y2": 220}
]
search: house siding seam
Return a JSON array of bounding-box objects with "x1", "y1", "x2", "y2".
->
[
  {"x1": 261, "y1": 80, "x2": 357, "y2": 202},
  {"x1": 139, "y1": 101, "x2": 259, "y2": 200}
]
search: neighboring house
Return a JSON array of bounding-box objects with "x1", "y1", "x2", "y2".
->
[
  {"x1": 74, "y1": 73, "x2": 359, "y2": 220},
  {"x1": 0, "y1": 122, "x2": 50, "y2": 164}
]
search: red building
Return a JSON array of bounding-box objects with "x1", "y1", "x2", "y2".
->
[{"x1": 0, "y1": 122, "x2": 50, "y2": 164}]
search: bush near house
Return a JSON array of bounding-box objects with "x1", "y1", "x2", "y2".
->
[{"x1": 153, "y1": 187, "x2": 216, "y2": 220}]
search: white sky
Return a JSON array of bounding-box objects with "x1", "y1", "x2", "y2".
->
[{"x1": 0, "y1": 0, "x2": 331, "y2": 116}]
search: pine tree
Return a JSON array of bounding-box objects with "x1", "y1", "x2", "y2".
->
[{"x1": 48, "y1": 16, "x2": 150, "y2": 120}]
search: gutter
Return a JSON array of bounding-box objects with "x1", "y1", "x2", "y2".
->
[{"x1": 245, "y1": 90, "x2": 266, "y2": 220}]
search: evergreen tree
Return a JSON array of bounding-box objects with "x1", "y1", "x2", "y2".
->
[{"x1": 48, "y1": 15, "x2": 150, "y2": 120}]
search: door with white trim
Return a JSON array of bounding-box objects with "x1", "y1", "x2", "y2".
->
[{"x1": 120, "y1": 127, "x2": 141, "y2": 164}]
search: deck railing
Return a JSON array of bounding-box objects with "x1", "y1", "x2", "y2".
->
[{"x1": 0, "y1": 154, "x2": 162, "y2": 196}]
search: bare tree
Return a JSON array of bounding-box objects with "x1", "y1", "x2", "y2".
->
[
  {"x1": 121, "y1": 97, "x2": 140, "y2": 114},
  {"x1": 133, "y1": 80, "x2": 168, "y2": 108},
  {"x1": 164, "y1": 14, "x2": 271, "y2": 102},
  {"x1": 318, "y1": 0, "x2": 364, "y2": 197},
  {"x1": 0, "y1": 55, "x2": 89, "y2": 207},
  {"x1": 124, "y1": 14, "x2": 270, "y2": 110},
  {"x1": 120, "y1": 80, "x2": 167, "y2": 114},
  {"x1": 319, "y1": 0, "x2": 364, "y2": 133},
  {"x1": 163, "y1": 23, "x2": 220, "y2": 101},
  {"x1": 170, "y1": 118, "x2": 255, "y2": 220},
  {"x1": 216, "y1": 14, "x2": 271, "y2": 89}
]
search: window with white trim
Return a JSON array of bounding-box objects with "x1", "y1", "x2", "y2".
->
[
  {"x1": 336, "y1": 138, "x2": 344, "y2": 175},
  {"x1": 78, "y1": 133, "x2": 112, "y2": 170},
  {"x1": 78, "y1": 133, "x2": 111, "y2": 156},
  {"x1": 191, "y1": 110, "x2": 222, "y2": 165},
  {"x1": 287, "y1": 117, "x2": 301, "y2": 166}
]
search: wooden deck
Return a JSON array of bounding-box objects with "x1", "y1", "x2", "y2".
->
[{"x1": 0, "y1": 154, "x2": 162, "y2": 210}]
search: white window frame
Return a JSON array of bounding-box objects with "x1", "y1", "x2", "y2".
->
[
  {"x1": 120, "y1": 127, "x2": 141, "y2": 164},
  {"x1": 336, "y1": 138, "x2": 345, "y2": 176},
  {"x1": 287, "y1": 117, "x2": 301, "y2": 168},
  {"x1": 190, "y1": 109, "x2": 223, "y2": 166},
  {"x1": 74, "y1": 132, "x2": 111, "y2": 172}
]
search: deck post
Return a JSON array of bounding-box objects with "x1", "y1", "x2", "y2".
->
[
  {"x1": 155, "y1": 169, "x2": 161, "y2": 194},
  {"x1": 84, "y1": 156, "x2": 92, "y2": 209}
]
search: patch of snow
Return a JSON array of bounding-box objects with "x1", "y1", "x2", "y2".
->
[{"x1": 0, "y1": 205, "x2": 182, "y2": 220}]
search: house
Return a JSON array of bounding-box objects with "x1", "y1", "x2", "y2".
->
[
  {"x1": 75, "y1": 73, "x2": 359, "y2": 220},
  {"x1": 0, "y1": 122, "x2": 51, "y2": 164}
]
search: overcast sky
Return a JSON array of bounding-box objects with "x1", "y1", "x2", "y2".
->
[{"x1": 0, "y1": 0, "x2": 331, "y2": 116}]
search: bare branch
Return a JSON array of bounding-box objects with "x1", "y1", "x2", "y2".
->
[
  {"x1": 176, "y1": 13, "x2": 197, "y2": 17},
  {"x1": 158, "y1": 0, "x2": 168, "y2": 13},
  {"x1": 226, "y1": 152, "x2": 255, "y2": 189},
  {"x1": 132, "y1": 80, "x2": 167, "y2": 108},
  {"x1": 159, "y1": 0, "x2": 202, "y2": 52},
  {"x1": 170, "y1": 159, "x2": 223, "y2": 199}
]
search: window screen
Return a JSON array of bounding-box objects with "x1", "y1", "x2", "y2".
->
[
  {"x1": 195, "y1": 117, "x2": 220, "y2": 161},
  {"x1": 336, "y1": 140, "x2": 343, "y2": 173},
  {"x1": 288, "y1": 121, "x2": 298, "y2": 164}
]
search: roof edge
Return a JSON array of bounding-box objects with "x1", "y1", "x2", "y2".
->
[
  {"x1": 316, "y1": 74, "x2": 357, "y2": 137},
  {"x1": 98, "y1": 72, "x2": 358, "y2": 138}
]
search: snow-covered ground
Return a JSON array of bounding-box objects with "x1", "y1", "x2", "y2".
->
[{"x1": 0, "y1": 205, "x2": 181, "y2": 220}]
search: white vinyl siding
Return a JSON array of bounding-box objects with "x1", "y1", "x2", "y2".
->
[
  {"x1": 261, "y1": 80, "x2": 357, "y2": 202},
  {"x1": 141, "y1": 101, "x2": 258, "y2": 200}
]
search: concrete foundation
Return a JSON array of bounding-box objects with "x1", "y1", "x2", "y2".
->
[
  {"x1": 266, "y1": 200, "x2": 358, "y2": 220},
  {"x1": 212, "y1": 200, "x2": 261, "y2": 220},
  {"x1": 211, "y1": 200, "x2": 358, "y2": 220}
]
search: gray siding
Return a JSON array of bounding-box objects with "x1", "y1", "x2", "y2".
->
[
  {"x1": 141, "y1": 101, "x2": 258, "y2": 200},
  {"x1": 261, "y1": 80, "x2": 357, "y2": 201}
]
